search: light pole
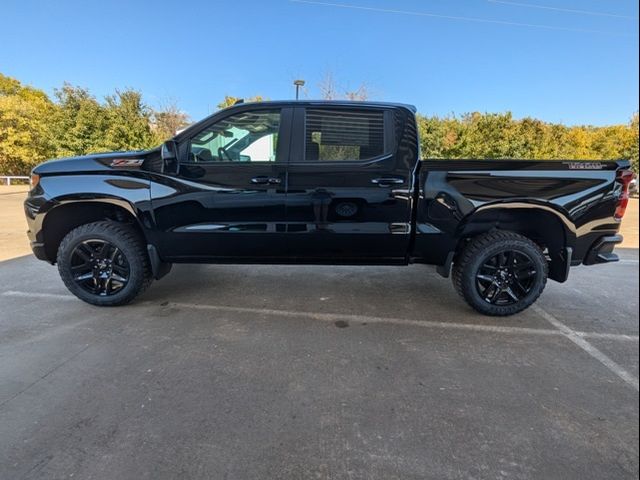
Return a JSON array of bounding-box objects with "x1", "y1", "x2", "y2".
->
[{"x1": 294, "y1": 79, "x2": 305, "y2": 100}]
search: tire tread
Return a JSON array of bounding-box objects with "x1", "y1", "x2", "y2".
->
[
  {"x1": 452, "y1": 230, "x2": 548, "y2": 316},
  {"x1": 57, "y1": 221, "x2": 152, "y2": 306}
]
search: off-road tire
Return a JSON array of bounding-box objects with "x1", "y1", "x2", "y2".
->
[
  {"x1": 452, "y1": 230, "x2": 548, "y2": 316},
  {"x1": 57, "y1": 221, "x2": 152, "y2": 306}
]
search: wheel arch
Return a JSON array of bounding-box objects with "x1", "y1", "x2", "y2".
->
[
  {"x1": 41, "y1": 199, "x2": 148, "y2": 263},
  {"x1": 453, "y1": 202, "x2": 576, "y2": 282}
]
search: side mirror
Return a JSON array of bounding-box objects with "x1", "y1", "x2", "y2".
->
[{"x1": 161, "y1": 140, "x2": 179, "y2": 174}]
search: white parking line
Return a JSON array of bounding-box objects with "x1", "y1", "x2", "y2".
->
[
  {"x1": 577, "y1": 331, "x2": 640, "y2": 341},
  {"x1": 532, "y1": 304, "x2": 639, "y2": 391},
  {"x1": 2, "y1": 291, "x2": 77, "y2": 300},
  {"x1": 2, "y1": 290, "x2": 638, "y2": 346},
  {"x1": 169, "y1": 300, "x2": 568, "y2": 337}
]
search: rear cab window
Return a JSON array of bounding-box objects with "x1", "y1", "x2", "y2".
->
[{"x1": 303, "y1": 108, "x2": 391, "y2": 162}]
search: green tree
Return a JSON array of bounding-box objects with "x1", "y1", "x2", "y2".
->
[
  {"x1": 51, "y1": 83, "x2": 110, "y2": 157},
  {"x1": 151, "y1": 100, "x2": 190, "y2": 141},
  {"x1": 624, "y1": 113, "x2": 639, "y2": 173},
  {"x1": 416, "y1": 111, "x2": 638, "y2": 169},
  {"x1": 103, "y1": 89, "x2": 157, "y2": 151},
  {"x1": 512, "y1": 118, "x2": 550, "y2": 158},
  {"x1": 0, "y1": 74, "x2": 55, "y2": 174},
  {"x1": 463, "y1": 112, "x2": 519, "y2": 158},
  {"x1": 417, "y1": 114, "x2": 447, "y2": 158},
  {"x1": 217, "y1": 95, "x2": 264, "y2": 110}
]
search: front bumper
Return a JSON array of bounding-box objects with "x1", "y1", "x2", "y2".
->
[
  {"x1": 25, "y1": 194, "x2": 54, "y2": 263},
  {"x1": 29, "y1": 240, "x2": 50, "y2": 262},
  {"x1": 583, "y1": 234, "x2": 623, "y2": 265}
]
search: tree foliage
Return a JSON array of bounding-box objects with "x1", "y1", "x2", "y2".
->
[
  {"x1": 0, "y1": 72, "x2": 637, "y2": 176},
  {"x1": 151, "y1": 99, "x2": 190, "y2": 140},
  {"x1": 0, "y1": 73, "x2": 190, "y2": 175},
  {"x1": 626, "y1": 113, "x2": 639, "y2": 173},
  {"x1": 0, "y1": 75, "x2": 55, "y2": 175},
  {"x1": 417, "y1": 112, "x2": 639, "y2": 169},
  {"x1": 216, "y1": 95, "x2": 265, "y2": 110},
  {"x1": 103, "y1": 89, "x2": 157, "y2": 151},
  {"x1": 50, "y1": 83, "x2": 110, "y2": 157}
]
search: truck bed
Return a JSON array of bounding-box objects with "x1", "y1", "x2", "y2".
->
[{"x1": 413, "y1": 158, "x2": 629, "y2": 275}]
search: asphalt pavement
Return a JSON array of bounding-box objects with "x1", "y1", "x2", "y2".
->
[{"x1": 0, "y1": 248, "x2": 638, "y2": 479}]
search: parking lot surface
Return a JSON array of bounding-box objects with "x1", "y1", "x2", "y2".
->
[
  {"x1": 0, "y1": 186, "x2": 31, "y2": 261},
  {"x1": 0, "y1": 248, "x2": 638, "y2": 479}
]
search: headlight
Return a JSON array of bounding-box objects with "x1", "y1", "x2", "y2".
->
[{"x1": 30, "y1": 173, "x2": 40, "y2": 189}]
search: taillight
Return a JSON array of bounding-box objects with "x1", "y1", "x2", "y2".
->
[{"x1": 614, "y1": 169, "x2": 634, "y2": 220}]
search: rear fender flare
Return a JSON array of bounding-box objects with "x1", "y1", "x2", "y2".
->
[
  {"x1": 457, "y1": 201, "x2": 577, "y2": 247},
  {"x1": 453, "y1": 201, "x2": 577, "y2": 282}
]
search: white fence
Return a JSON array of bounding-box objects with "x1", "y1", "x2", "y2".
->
[{"x1": 0, "y1": 176, "x2": 29, "y2": 185}]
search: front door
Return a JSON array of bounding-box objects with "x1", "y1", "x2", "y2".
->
[
  {"x1": 285, "y1": 106, "x2": 413, "y2": 263},
  {"x1": 151, "y1": 107, "x2": 291, "y2": 261}
]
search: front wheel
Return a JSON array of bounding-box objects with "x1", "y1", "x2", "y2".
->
[
  {"x1": 452, "y1": 230, "x2": 548, "y2": 316},
  {"x1": 57, "y1": 221, "x2": 152, "y2": 306}
]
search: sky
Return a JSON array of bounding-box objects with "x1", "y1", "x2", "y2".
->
[{"x1": 1, "y1": 0, "x2": 638, "y2": 125}]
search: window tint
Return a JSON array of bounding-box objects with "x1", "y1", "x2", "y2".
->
[
  {"x1": 189, "y1": 110, "x2": 280, "y2": 163},
  {"x1": 305, "y1": 108, "x2": 385, "y2": 162}
]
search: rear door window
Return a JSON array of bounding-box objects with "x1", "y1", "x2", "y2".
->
[{"x1": 304, "y1": 108, "x2": 387, "y2": 162}]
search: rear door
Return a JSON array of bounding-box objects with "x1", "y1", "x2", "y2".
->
[{"x1": 285, "y1": 105, "x2": 413, "y2": 263}]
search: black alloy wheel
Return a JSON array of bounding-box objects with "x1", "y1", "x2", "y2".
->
[
  {"x1": 57, "y1": 221, "x2": 153, "y2": 306},
  {"x1": 452, "y1": 230, "x2": 548, "y2": 316},
  {"x1": 475, "y1": 250, "x2": 537, "y2": 306},
  {"x1": 70, "y1": 239, "x2": 131, "y2": 296}
]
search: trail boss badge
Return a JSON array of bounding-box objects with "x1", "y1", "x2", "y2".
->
[{"x1": 564, "y1": 161, "x2": 604, "y2": 170}]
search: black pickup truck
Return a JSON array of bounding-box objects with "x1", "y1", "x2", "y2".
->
[{"x1": 25, "y1": 101, "x2": 633, "y2": 315}]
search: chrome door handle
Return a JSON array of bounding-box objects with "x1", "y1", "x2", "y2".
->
[
  {"x1": 371, "y1": 177, "x2": 404, "y2": 186},
  {"x1": 251, "y1": 176, "x2": 281, "y2": 185},
  {"x1": 251, "y1": 176, "x2": 269, "y2": 184}
]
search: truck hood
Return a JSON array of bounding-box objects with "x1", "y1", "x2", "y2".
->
[{"x1": 33, "y1": 150, "x2": 152, "y2": 175}]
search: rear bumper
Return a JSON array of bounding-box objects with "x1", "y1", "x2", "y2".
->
[{"x1": 583, "y1": 234, "x2": 623, "y2": 265}]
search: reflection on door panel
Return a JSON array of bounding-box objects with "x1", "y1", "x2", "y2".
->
[
  {"x1": 286, "y1": 107, "x2": 412, "y2": 260},
  {"x1": 152, "y1": 109, "x2": 288, "y2": 258}
]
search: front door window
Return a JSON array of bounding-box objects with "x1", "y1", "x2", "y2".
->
[{"x1": 188, "y1": 110, "x2": 281, "y2": 163}]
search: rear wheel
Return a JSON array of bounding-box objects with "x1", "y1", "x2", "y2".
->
[
  {"x1": 452, "y1": 230, "x2": 548, "y2": 316},
  {"x1": 57, "y1": 221, "x2": 152, "y2": 306}
]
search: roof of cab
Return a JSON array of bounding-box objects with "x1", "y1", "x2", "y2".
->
[{"x1": 230, "y1": 99, "x2": 417, "y2": 112}]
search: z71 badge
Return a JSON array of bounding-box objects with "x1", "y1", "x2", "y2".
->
[
  {"x1": 564, "y1": 161, "x2": 604, "y2": 170},
  {"x1": 111, "y1": 158, "x2": 144, "y2": 168}
]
